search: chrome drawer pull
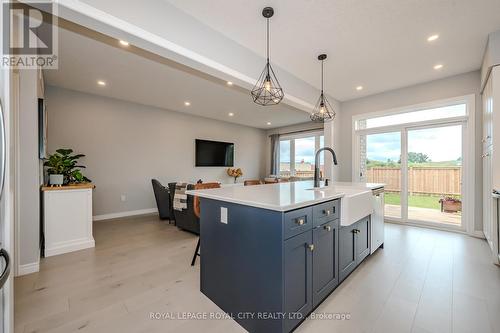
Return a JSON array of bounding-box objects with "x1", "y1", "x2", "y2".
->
[
  {"x1": 307, "y1": 244, "x2": 315, "y2": 251},
  {"x1": 296, "y1": 218, "x2": 305, "y2": 226},
  {"x1": 324, "y1": 225, "x2": 331, "y2": 231},
  {"x1": 323, "y1": 209, "x2": 331, "y2": 216}
]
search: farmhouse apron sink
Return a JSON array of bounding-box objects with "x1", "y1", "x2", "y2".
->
[{"x1": 307, "y1": 186, "x2": 373, "y2": 226}]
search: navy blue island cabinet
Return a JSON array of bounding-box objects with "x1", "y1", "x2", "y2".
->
[{"x1": 199, "y1": 197, "x2": 361, "y2": 333}]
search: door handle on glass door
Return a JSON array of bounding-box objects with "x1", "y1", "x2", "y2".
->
[{"x1": 0, "y1": 249, "x2": 10, "y2": 289}]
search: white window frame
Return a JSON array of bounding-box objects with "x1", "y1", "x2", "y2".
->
[
  {"x1": 351, "y1": 94, "x2": 475, "y2": 235},
  {"x1": 279, "y1": 130, "x2": 324, "y2": 177}
]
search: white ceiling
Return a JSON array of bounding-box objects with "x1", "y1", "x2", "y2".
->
[
  {"x1": 164, "y1": 0, "x2": 500, "y2": 101},
  {"x1": 44, "y1": 25, "x2": 310, "y2": 129}
]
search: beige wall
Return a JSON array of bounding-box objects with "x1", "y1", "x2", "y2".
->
[
  {"x1": 45, "y1": 86, "x2": 267, "y2": 217},
  {"x1": 338, "y1": 71, "x2": 482, "y2": 231}
]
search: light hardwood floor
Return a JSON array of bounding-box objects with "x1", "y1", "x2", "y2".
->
[{"x1": 15, "y1": 215, "x2": 500, "y2": 333}]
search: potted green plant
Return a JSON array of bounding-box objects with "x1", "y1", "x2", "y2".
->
[{"x1": 44, "y1": 148, "x2": 91, "y2": 186}]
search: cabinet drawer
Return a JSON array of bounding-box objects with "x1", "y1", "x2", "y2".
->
[
  {"x1": 313, "y1": 200, "x2": 339, "y2": 226},
  {"x1": 284, "y1": 207, "x2": 313, "y2": 239}
]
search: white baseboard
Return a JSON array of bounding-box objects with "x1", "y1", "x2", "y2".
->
[
  {"x1": 93, "y1": 208, "x2": 158, "y2": 221},
  {"x1": 17, "y1": 262, "x2": 39, "y2": 276},
  {"x1": 45, "y1": 238, "x2": 95, "y2": 257}
]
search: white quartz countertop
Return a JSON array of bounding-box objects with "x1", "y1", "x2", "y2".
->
[
  {"x1": 331, "y1": 181, "x2": 385, "y2": 190},
  {"x1": 186, "y1": 180, "x2": 385, "y2": 212}
]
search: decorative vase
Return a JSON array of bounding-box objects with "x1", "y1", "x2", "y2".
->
[
  {"x1": 234, "y1": 177, "x2": 238, "y2": 184},
  {"x1": 49, "y1": 174, "x2": 64, "y2": 186}
]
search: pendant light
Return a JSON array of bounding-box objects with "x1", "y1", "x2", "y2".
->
[
  {"x1": 310, "y1": 54, "x2": 336, "y2": 122},
  {"x1": 251, "y1": 7, "x2": 284, "y2": 106}
]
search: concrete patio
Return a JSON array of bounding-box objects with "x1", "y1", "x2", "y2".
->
[{"x1": 385, "y1": 204, "x2": 461, "y2": 226}]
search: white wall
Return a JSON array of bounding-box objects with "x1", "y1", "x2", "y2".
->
[
  {"x1": 18, "y1": 69, "x2": 40, "y2": 268},
  {"x1": 45, "y1": 86, "x2": 267, "y2": 217},
  {"x1": 338, "y1": 71, "x2": 482, "y2": 231}
]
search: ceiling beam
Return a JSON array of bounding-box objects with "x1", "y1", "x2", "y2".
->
[{"x1": 37, "y1": 0, "x2": 339, "y2": 114}]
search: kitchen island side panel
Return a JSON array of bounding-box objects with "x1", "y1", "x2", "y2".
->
[{"x1": 199, "y1": 198, "x2": 284, "y2": 333}]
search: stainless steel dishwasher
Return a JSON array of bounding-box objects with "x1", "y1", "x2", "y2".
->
[{"x1": 371, "y1": 187, "x2": 385, "y2": 253}]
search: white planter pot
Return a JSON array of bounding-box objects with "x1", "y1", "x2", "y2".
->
[{"x1": 49, "y1": 174, "x2": 64, "y2": 186}]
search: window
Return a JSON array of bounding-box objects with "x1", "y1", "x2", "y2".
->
[
  {"x1": 279, "y1": 132, "x2": 324, "y2": 178},
  {"x1": 355, "y1": 103, "x2": 467, "y2": 130},
  {"x1": 352, "y1": 94, "x2": 475, "y2": 231},
  {"x1": 279, "y1": 140, "x2": 291, "y2": 175}
]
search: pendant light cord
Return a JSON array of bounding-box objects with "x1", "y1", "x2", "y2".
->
[
  {"x1": 321, "y1": 60, "x2": 324, "y2": 93},
  {"x1": 266, "y1": 18, "x2": 270, "y2": 62}
]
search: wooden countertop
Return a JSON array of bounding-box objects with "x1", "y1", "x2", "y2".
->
[{"x1": 41, "y1": 183, "x2": 95, "y2": 191}]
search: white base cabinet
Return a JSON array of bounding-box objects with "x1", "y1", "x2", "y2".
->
[{"x1": 42, "y1": 185, "x2": 95, "y2": 257}]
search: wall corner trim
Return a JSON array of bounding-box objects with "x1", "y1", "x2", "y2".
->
[
  {"x1": 471, "y1": 230, "x2": 486, "y2": 239},
  {"x1": 93, "y1": 208, "x2": 158, "y2": 222},
  {"x1": 17, "y1": 262, "x2": 40, "y2": 276}
]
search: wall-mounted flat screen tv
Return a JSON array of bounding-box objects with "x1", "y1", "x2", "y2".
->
[{"x1": 195, "y1": 139, "x2": 234, "y2": 167}]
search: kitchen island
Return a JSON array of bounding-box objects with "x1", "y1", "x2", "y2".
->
[{"x1": 187, "y1": 181, "x2": 384, "y2": 333}]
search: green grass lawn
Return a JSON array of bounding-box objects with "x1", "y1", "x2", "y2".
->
[{"x1": 384, "y1": 193, "x2": 445, "y2": 210}]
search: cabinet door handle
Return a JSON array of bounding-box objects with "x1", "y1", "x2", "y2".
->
[
  {"x1": 296, "y1": 218, "x2": 305, "y2": 226},
  {"x1": 323, "y1": 209, "x2": 331, "y2": 216},
  {"x1": 307, "y1": 244, "x2": 315, "y2": 251},
  {"x1": 324, "y1": 225, "x2": 331, "y2": 231}
]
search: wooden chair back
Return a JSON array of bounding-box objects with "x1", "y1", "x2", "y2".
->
[
  {"x1": 194, "y1": 182, "x2": 220, "y2": 218},
  {"x1": 264, "y1": 179, "x2": 279, "y2": 184},
  {"x1": 244, "y1": 179, "x2": 262, "y2": 186}
]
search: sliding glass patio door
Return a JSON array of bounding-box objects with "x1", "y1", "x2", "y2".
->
[
  {"x1": 406, "y1": 124, "x2": 463, "y2": 227},
  {"x1": 362, "y1": 132, "x2": 402, "y2": 219},
  {"x1": 357, "y1": 123, "x2": 464, "y2": 229}
]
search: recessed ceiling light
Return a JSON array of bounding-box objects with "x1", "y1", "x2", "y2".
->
[
  {"x1": 97, "y1": 80, "x2": 106, "y2": 86},
  {"x1": 266, "y1": 122, "x2": 272, "y2": 126},
  {"x1": 227, "y1": 81, "x2": 233, "y2": 86},
  {"x1": 184, "y1": 101, "x2": 191, "y2": 106},
  {"x1": 433, "y1": 64, "x2": 443, "y2": 70},
  {"x1": 228, "y1": 112, "x2": 234, "y2": 116},
  {"x1": 356, "y1": 86, "x2": 363, "y2": 91},
  {"x1": 119, "y1": 40, "x2": 130, "y2": 46},
  {"x1": 427, "y1": 34, "x2": 439, "y2": 42}
]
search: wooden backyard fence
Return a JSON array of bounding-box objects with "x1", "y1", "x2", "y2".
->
[{"x1": 366, "y1": 167, "x2": 461, "y2": 195}]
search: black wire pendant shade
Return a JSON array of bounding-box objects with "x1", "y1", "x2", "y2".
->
[
  {"x1": 310, "y1": 54, "x2": 336, "y2": 122},
  {"x1": 251, "y1": 7, "x2": 284, "y2": 106}
]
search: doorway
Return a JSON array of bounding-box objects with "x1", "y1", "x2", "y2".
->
[{"x1": 353, "y1": 96, "x2": 474, "y2": 232}]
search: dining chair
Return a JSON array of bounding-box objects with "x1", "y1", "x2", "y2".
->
[
  {"x1": 264, "y1": 178, "x2": 279, "y2": 184},
  {"x1": 192, "y1": 182, "x2": 220, "y2": 266},
  {"x1": 244, "y1": 179, "x2": 262, "y2": 186}
]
